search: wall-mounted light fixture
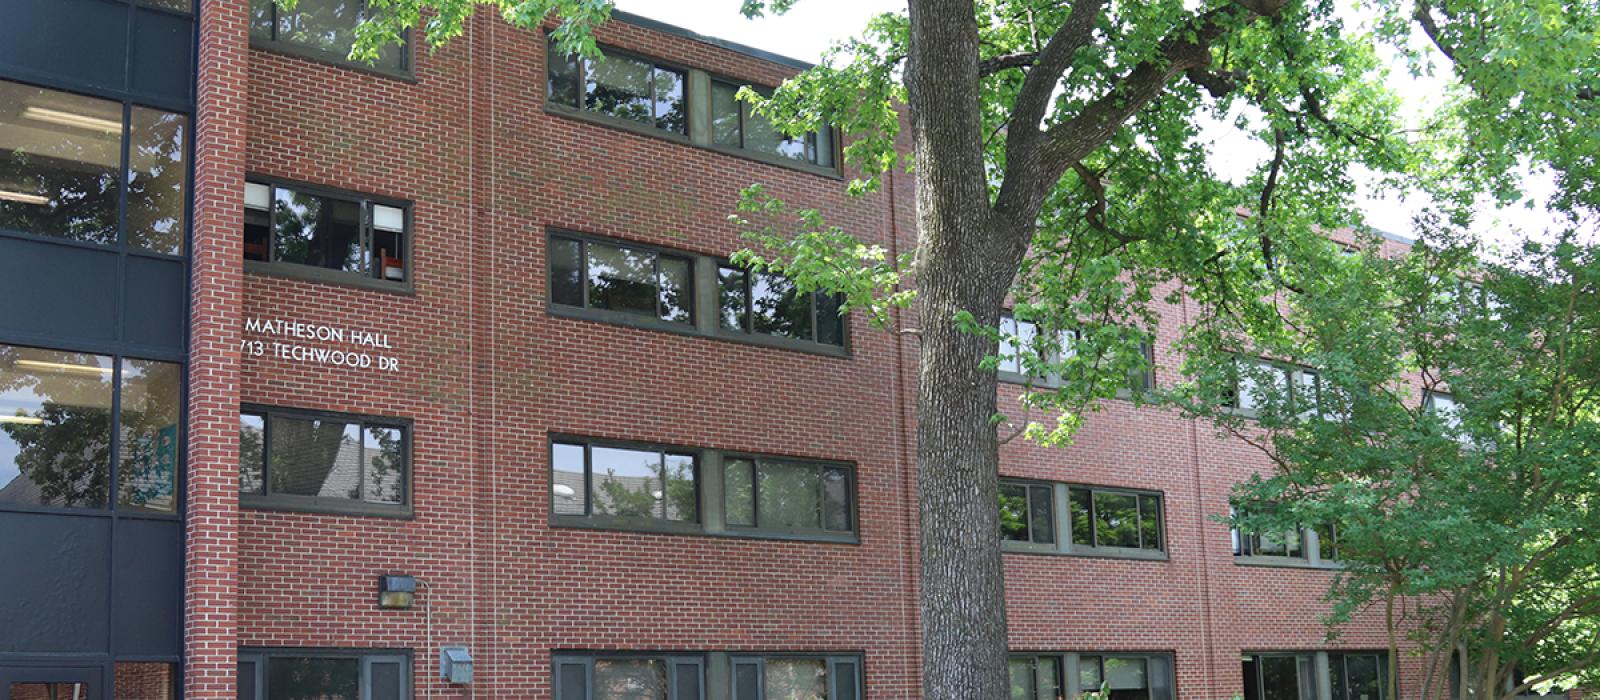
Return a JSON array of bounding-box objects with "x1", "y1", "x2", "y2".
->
[{"x1": 377, "y1": 575, "x2": 416, "y2": 610}]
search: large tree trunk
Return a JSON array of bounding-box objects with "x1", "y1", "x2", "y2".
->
[{"x1": 904, "y1": 2, "x2": 1035, "y2": 697}]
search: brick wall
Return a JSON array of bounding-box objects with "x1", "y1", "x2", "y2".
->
[{"x1": 199, "y1": 7, "x2": 1413, "y2": 700}]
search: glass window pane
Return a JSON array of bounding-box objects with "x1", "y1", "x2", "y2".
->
[
  {"x1": 593, "y1": 658, "x2": 667, "y2": 700},
  {"x1": 744, "y1": 104, "x2": 808, "y2": 162},
  {"x1": 549, "y1": 237, "x2": 584, "y2": 307},
  {"x1": 116, "y1": 661, "x2": 177, "y2": 700},
  {"x1": 711, "y1": 82, "x2": 742, "y2": 147},
  {"x1": 371, "y1": 205, "x2": 404, "y2": 282},
  {"x1": 586, "y1": 242, "x2": 658, "y2": 316},
  {"x1": 718, "y1": 267, "x2": 749, "y2": 332},
  {"x1": 734, "y1": 663, "x2": 760, "y2": 700},
  {"x1": 822, "y1": 467, "x2": 851, "y2": 532},
  {"x1": 585, "y1": 53, "x2": 654, "y2": 126},
  {"x1": 1343, "y1": 655, "x2": 1383, "y2": 700},
  {"x1": 240, "y1": 413, "x2": 265, "y2": 494},
  {"x1": 126, "y1": 106, "x2": 188, "y2": 255},
  {"x1": 0, "y1": 345, "x2": 114, "y2": 508},
  {"x1": 1029, "y1": 485, "x2": 1055, "y2": 545},
  {"x1": 250, "y1": 0, "x2": 274, "y2": 38},
  {"x1": 558, "y1": 662, "x2": 589, "y2": 700},
  {"x1": 272, "y1": 188, "x2": 366, "y2": 274},
  {"x1": 816, "y1": 293, "x2": 845, "y2": 346},
  {"x1": 663, "y1": 452, "x2": 697, "y2": 523},
  {"x1": 1080, "y1": 657, "x2": 1103, "y2": 693},
  {"x1": 1037, "y1": 657, "x2": 1061, "y2": 700},
  {"x1": 998, "y1": 317, "x2": 1021, "y2": 374},
  {"x1": 1093, "y1": 492, "x2": 1141, "y2": 548},
  {"x1": 10, "y1": 683, "x2": 91, "y2": 700},
  {"x1": 1105, "y1": 657, "x2": 1147, "y2": 690},
  {"x1": 1009, "y1": 658, "x2": 1036, "y2": 700},
  {"x1": 1069, "y1": 488, "x2": 1093, "y2": 547},
  {"x1": 275, "y1": 0, "x2": 403, "y2": 70},
  {"x1": 764, "y1": 658, "x2": 827, "y2": 700},
  {"x1": 268, "y1": 416, "x2": 362, "y2": 499},
  {"x1": 757, "y1": 461, "x2": 823, "y2": 530},
  {"x1": 590, "y1": 446, "x2": 664, "y2": 519},
  {"x1": 239, "y1": 659, "x2": 259, "y2": 700},
  {"x1": 118, "y1": 359, "x2": 182, "y2": 513},
  {"x1": 652, "y1": 67, "x2": 686, "y2": 134},
  {"x1": 674, "y1": 662, "x2": 702, "y2": 700},
  {"x1": 547, "y1": 46, "x2": 581, "y2": 108},
  {"x1": 368, "y1": 660, "x2": 402, "y2": 700},
  {"x1": 1259, "y1": 656, "x2": 1303, "y2": 700},
  {"x1": 812, "y1": 126, "x2": 835, "y2": 168},
  {"x1": 724, "y1": 458, "x2": 755, "y2": 527},
  {"x1": 657, "y1": 256, "x2": 692, "y2": 323},
  {"x1": 551, "y1": 442, "x2": 587, "y2": 515},
  {"x1": 999, "y1": 483, "x2": 1030, "y2": 542},
  {"x1": 267, "y1": 657, "x2": 359, "y2": 700},
  {"x1": 751, "y1": 272, "x2": 812, "y2": 341},
  {"x1": 1139, "y1": 494, "x2": 1162, "y2": 551},
  {"x1": 244, "y1": 183, "x2": 271, "y2": 262},
  {"x1": 0, "y1": 80, "x2": 122, "y2": 246},
  {"x1": 361, "y1": 425, "x2": 405, "y2": 505}
]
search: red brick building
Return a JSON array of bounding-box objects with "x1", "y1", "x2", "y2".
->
[{"x1": 0, "y1": 2, "x2": 1554, "y2": 699}]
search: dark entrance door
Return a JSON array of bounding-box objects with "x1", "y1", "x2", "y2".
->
[{"x1": 0, "y1": 668, "x2": 100, "y2": 700}]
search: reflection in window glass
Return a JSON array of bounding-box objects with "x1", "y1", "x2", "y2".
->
[
  {"x1": 708, "y1": 80, "x2": 834, "y2": 166},
  {"x1": 764, "y1": 659, "x2": 827, "y2": 700},
  {"x1": 999, "y1": 481, "x2": 1054, "y2": 545},
  {"x1": 242, "y1": 409, "x2": 408, "y2": 508},
  {"x1": 244, "y1": 180, "x2": 408, "y2": 284},
  {"x1": 593, "y1": 659, "x2": 667, "y2": 699},
  {"x1": 126, "y1": 106, "x2": 189, "y2": 255},
  {"x1": 0, "y1": 80, "x2": 123, "y2": 246},
  {"x1": 724, "y1": 458, "x2": 755, "y2": 527},
  {"x1": 553, "y1": 440, "x2": 697, "y2": 523},
  {"x1": 118, "y1": 359, "x2": 182, "y2": 513},
  {"x1": 1094, "y1": 492, "x2": 1140, "y2": 549},
  {"x1": 250, "y1": 0, "x2": 407, "y2": 71},
  {"x1": 240, "y1": 413, "x2": 265, "y2": 494},
  {"x1": 718, "y1": 266, "x2": 845, "y2": 346},
  {"x1": 0, "y1": 344, "x2": 114, "y2": 509},
  {"x1": 551, "y1": 441, "x2": 586, "y2": 516},
  {"x1": 267, "y1": 657, "x2": 359, "y2": 700},
  {"x1": 1066, "y1": 487, "x2": 1164, "y2": 552},
  {"x1": 549, "y1": 235, "x2": 694, "y2": 324},
  {"x1": 733, "y1": 460, "x2": 853, "y2": 533},
  {"x1": 547, "y1": 49, "x2": 687, "y2": 135}
]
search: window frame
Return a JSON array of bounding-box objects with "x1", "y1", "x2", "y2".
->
[
  {"x1": 549, "y1": 435, "x2": 860, "y2": 543},
  {"x1": 1226, "y1": 356, "x2": 1326, "y2": 420},
  {"x1": 728, "y1": 653, "x2": 865, "y2": 700},
  {"x1": 1009, "y1": 652, "x2": 1174, "y2": 700},
  {"x1": 243, "y1": 175, "x2": 414, "y2": 293},
  {"x1": 239, "y1": 404, "x2": 414, "y2": 518},
  {"x1": 0, "y1": 77, "x2": 191, "y2": 260},
  {"x1": 238, "y1": 648, "x2": 412, "y2": 700},
  {"x1": 552, "y1": 652, "x2": 706, "y2": 700},
  {"x1": 998, "y1": 478, "x2": 1057, "y2": 550},
  {"x1": 546, "y1": 229, "x2": 697, "y2": 330},
  {"x1": 998, "y1": 478, "x2": 1168, "y2": 561},
  {"x1": 715, "y1": 262, "x2": 848, "y2": 350},
  {"x1": 1231, "y1": 509, "x2": 1340, "y2": 569},
  {"x1": 548, "y1": 435, "x2": 704, "y2": 534},
  {"x1": 1329, "y1": 651, "x2": 1390, "y2": 700},
  {"x1": 706, "y1": 78, "x2": 838, "y2": 169},
  {"x1": 247, "y1": 0, "x2": 415, "y2": 79},
  {"x1": 545, "y1": 43, "x2": 691, "y2": 137},
  {"x1": 1068, "y1": 484, "x2": 1165, "y2": 556},
  {"x1": 996, "y1": 313, "x2": 1155, "y2": 397},
  {"x1": 721, "y1": 452, "x2": 857, "y2": 539}
]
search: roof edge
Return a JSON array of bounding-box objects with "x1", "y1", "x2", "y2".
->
[{"x1": 610, "y1": 9, "x2": 817, "y2": 72}]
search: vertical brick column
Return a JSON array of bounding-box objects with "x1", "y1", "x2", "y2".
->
[{"x1": 186, "y1": 0, "x2": 247, "y2": 696}]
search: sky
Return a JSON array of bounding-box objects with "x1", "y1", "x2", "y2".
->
[{"x1": 612, "y1": 0, "x2": 1570, "y2": 247}]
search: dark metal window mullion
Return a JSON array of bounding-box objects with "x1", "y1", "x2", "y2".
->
[
  {"x1": 266, "y1": 184, "x2": 278, "y2": 263},
  {"x1": 656, "y1": 448, "x2": 668, "y2": 520},
  {"x1": 749, "y1": 458, "x2": 761, "y2": 529},
  {"x1": 577, "y1": 239, "x2": 590, "y2": 310},
  {"x1": 1087, "y1": 489, "x2": 1099, "y2": 548},
  {"x1": 360, "y1": 199, "x2": 374, "y2": 277},
  {"x1": 355, "y1": 421, "x2": 368, "y2": 504},
  {"x1": 651, "y1": 254, "x2": 663, "y2": 319},
  {"x1": 260, "y1": 412, "x2": 273, "y2": 497}
]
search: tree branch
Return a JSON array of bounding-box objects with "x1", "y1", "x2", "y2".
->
[
  {"x1": 1186, "y1": 66, "x2": 1247, "y2": 98},
  {"x1": 979, "y1": 51, "x2": 1041, "y2": 77}
]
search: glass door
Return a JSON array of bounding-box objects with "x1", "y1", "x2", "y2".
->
[{"x1": 0, "y1": 668, "x2": 99, "y2": 700}]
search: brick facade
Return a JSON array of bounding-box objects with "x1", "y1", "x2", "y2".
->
[{"x1": 187, "y1": 6, "x2": 1427, "y2": 699}]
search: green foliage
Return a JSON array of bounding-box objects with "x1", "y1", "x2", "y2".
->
[{"x1": 1171, "y1": 231, "x2": 1600, "y2": 695}]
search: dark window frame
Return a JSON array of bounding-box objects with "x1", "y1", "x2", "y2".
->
[
  {"x1": 243, "y1": 175, "x2": 414, "y2": 293},
  {"x1": 546, "y1": 43, "x2": 690, "y2": 136},
  {"x1": 707, "y1": 78, "x2": 837, "y2": 168},
  {"x1": 238, "y1": 648, "x2": 413, "y2": 700},
  {"x1": 549, "y1": 435, "x2": 703, "y2": 533},
  {"x1": 998, "y1": 478, "x2": 1168, "y2": 561},
  {"x1": 239, "y1": 404, "x2": 414, "y2": 518},
  {"x1": 0, "y1": 76, "x2": 191, "y2": 260},
  {"x1": 1068, "y1": 484, "x2": 1165, "y2": 555},
  {"x1": 722, "y1": 452, "x2": 857, "y2": 538},
  {"x1": 1231, "y1": 509, "x2": 1340, "y2": 569},
  {"x1": 716, "y1": 262, "x2": 848, "y2": 349},
  {"x1": 248, "y1": 0, "x2": 415, "y2": 79},
  {"x1": 996, "y1": 313, "x2": 1155, "y2": 397},
  {"x1": 553, "y1": 652, "x2": 706, "y2": 700},
  {"x1": 546, "y1": 230, "x2": 697, "y2": 329},
  {"x1": 1009, "y1": 651, "x2": 1175, "y2": 700},
  {"x1": 1225, "y1": 356, "x2": 1324, "y2": 419},
  {"x1": 998, "y1": 478, "x2": 1056, "y2": 549},
  {"x1": 1329, "y1": 651, "x2": 1390, "y2": 700},
  {"x1": 728, "y1": 653, "x2": 865, "y2": 700}
]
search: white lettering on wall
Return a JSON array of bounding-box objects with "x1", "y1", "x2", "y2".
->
[{"x1": 241, "y1": 317, "x2": 399, "y2": 372}]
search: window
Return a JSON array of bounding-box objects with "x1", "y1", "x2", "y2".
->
[
  {"x1": 1243, "y1": 654, "x2": 1318, "y2": 700},
  {"x1": 238, "y1": 649, "x2": 410, "y2": 700},
  {"x1": 1231, "y1": 509, "x2": 1339, "y2": 566},
  {"x1": 548, "y1": 233, "x2": 693, "y2": 324},
  {"x1": 710, "y1": 81, "x2": 834, "y2": 167},
  {"x1": 1069, "y1": 487, "x2": 1163, "y2": 553},
  {"x1": 244, "y1": 179, "x2": 410, "y2": 288},
  {"x1": 547, "y1": 45, "x2": 687, "y2": 134},
  {"x1": 1424, "y1": 391, "x2": 1462, "y2": 430},
  {"x1": 718, "y1": 265, "x2": 846, "y2": 347},
  {"x1": 998, "y1": 314, "x2": 1153, "y2": 393},
  {"x1": 239, "y1": 406, "x2": 410, "y2": 515},
  {"x1": 1330, "y1": 652, "x2": 1388, "y2": 700},
  {"x1": 550, "y1": 439, "x2": 698, "y2": 524},
  {"x1": 249, "y1": 0, "x2": 409, "y2": 73},
  {"x1": 999, "y1": 479, "x2": 1165, "y2": 558},
  {"x1": 551, "y1": 436, "x2": 856, "y2": 541},
  {"x1": 0, "y1": 344, "x2": 180, "y2": 512},
  {"x1": 553, "y1": 654, "x2": 704, "y2": 700},
  {"x1": 999, "y1": 480, "x2": 1055, "y2": 546},
  {"x1": 1228, "y1": 358, "x2": 1323, "y2": 418},
  {"x1": 725, "y1": 457, "x2": 853, "y2": 535},
  {"x1": 1011, "y1": 653, "x2": 1173, "y2": 700},
  {"x1": 0, "y1": 79, "x2": 188, "y2": 255},
  {"x1": 731, "y1": 655, "x2": 863, "y2": 700}
]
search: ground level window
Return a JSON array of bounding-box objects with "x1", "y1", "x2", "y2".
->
[
  {"x1": 1010, "y1": 653, "x2": 1173, "y2": 700},
  {"x1": 553, "y1": 654, "x2": 704, "y2": 700},
  {"x1": 718, "y1": 265, "x2": 845, "y2": 347},
  {"x1": 238, "y1": 649, "x2": 410, "y2": 700},
  {"x1": 731, "y1": 655, "x2": 862, "y2": 700}
]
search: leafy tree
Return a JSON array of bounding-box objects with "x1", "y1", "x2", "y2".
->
[
  {"x1": 316, "y1": 0, "x2": 1600, "y2": 696},
  {"x1": 1170, "y1": 231, "x2": 1600, "y2": 699}
]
